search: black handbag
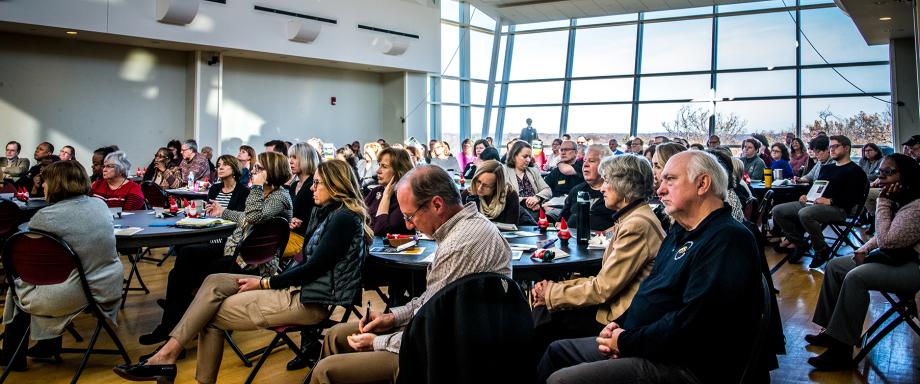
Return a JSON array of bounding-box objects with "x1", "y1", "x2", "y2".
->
[{"x1": 864, "y1": 247, "x2": 919, "y2": 266}]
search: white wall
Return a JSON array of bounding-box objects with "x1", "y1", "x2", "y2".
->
[
  {"x1": 0, "y1": 0, "x2": 440, "y2": 73},
  {"x1": 0, "y1": 33, "x2": 188, "y2": 168},
  {"x1": 220, "y1": 56, "x2": 404, "y2": 152}
]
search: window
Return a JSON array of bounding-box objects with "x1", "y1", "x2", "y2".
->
[
  {"x1": 800, "y1": 8, "x2": 889, "y2": 65},
  {"x1": 717, "y1": 12, "x2": 796, "y2": 70},
  {"x1": 576, "y1": 14, "x2": 637, "y2": 26},
  {"x1": 801, "y1": 97, "x2": 892, "y2": 146},
  {"x1": 515, "y1": 20, "x2": 570, "y2": 32},
  {"x1": 718, "y1": 1, "x2": 789, "y2": 13},
  {"x1": 441, "y1": 78, "x2": 460, "y2": 104},
  {"x1": 636, "y1": 102, "x2": 713, "y2": 143},
  {"x1": 441, "y1": 24, "x2": 460, "y2": 76},
  {"x1": 506, "y1": 81, "x2": 564, "y2": 105},
  {"x1": 508, "y1": 31, "x2": 569, "y2": 80},
  {"x1": 566, "y1": 105, "x2": 632, "y2": 142},
  {"x1": 502, "y1": 106, "x2": 562, "y2": 143},
  {"x1": 639, "y1": 74, "x2": 711, "y2": 101},
  {"x1": 716, "y1": 70, "x2": 796, "y2": 99},
  {"x1": 569, "y1": 78, "x2": 634, "y2": 103},
  {"x1": 470, "y1": 30, "x2": 496, "y2": 80},
  {"x1": 441, "y1": 105, "x2": 461, "y2": 150},
  {"x1": 715, "y1": 99, "x2": 796, "y2": 146},
  {"x1": 645, "y1": 6, "x2": 712, "y2": 20},
  {"x1": 571, "y1": 25, "x2": 637, "y2": 77},
  {"x1": 801, "y1": 66, "x2": 891, "y2": 95},
  {"x1": 641, "y1": 18, "x2": 712, "y2": 73}
]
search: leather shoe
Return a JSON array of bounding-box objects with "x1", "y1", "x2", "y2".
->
[
  {"x1": 139, "y1": 327, "x2": 170, "y2": 346},
  {"x1": 807, "y1": 346, "x2": 855, "y2": 371},
  {"x1": 113, "y1": 361, "x2": 177, "y2": 383},
  {"x1": 286, "y1": 339, "x2": 320, "y2": 371},
  {"x1": 788, "y1": 246, "x2": 808, "y2": 264},
  {"x1": 26, "y1": 336, "x2": 62, "y2": 362},
  {"x1": 804, "y1": 332, "x2": 836, "y2": 348},
  {"x1": 809, "y1": 248, "x2": 832, "y2": 269}
]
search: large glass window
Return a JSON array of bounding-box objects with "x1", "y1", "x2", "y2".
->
[
  {"x1": 441, "y1": 105, "x2": 461, "y2": 150},
  {"x1": 508, "y1": 31, "x2": 569, "y2": 80},
  {"x1": 470, "y1": 30, "x2": 496, "y2": 80},
  {"x1": 639, "y1": 74, "x2": 711, "y2": 101},
  {"x1": 801, "y1": 66, "x2": 891, "y2": 95},
  {"x1": 506, "y1": 81, "x2": 564, "y2": 105},
  {"x1": 716, "y1": 70, "x2": 796, "y2": 99},
  {"x1": 641, "y1": 18, "x2": 712, "y2": 73},
  {"x1": 571, "y1": 25, "x2": 637, "y2": 77},
  {"x1": 801, "y1": 97, "x2": 892, "y2": 146},
  {"x1": 441, "y1": 24, "x2": 459, "y2": 77},
  {"x1": 717, "y1": 12, "x2": 796, "y2": 70},
  {"x1": 800, "y1": 8, "x2": 889, "y2": 65},
  {"x1": 569, "y1": 78, "x2": 634, "y2": 103},
  {"x1": 715, "y1": 99, "x2": 797, "y2": 146},
  {"x1": 566, "y1": 105, "x2": 631, "y2": 142},
  {"x1": 636, "y1": 102, "x2": 713, "y2": 143},
  {"x1": 502, "y1": 106, "x2": 562, "y2": 143}
]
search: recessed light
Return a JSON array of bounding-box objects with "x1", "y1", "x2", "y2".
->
[
  {"x1": 879, "y1": 17, "x2": 892, "y2": 21},
  {"x1": 65, "y1": 31, "x2": 78, "y2": 35}
]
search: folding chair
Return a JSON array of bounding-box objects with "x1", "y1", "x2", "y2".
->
[
  {"x1": 138, "y1": 181, "x2": 171, "y2": 265},
  {"x1": 1, "y1": 230, "x2": 131, "y2": 383},
  {"x1": 853, "y1": 291, "x2": 920, "y2": 363},
  {"x1": 739, "y1": 274, "x2": 774, "y2": 383},
  {"x1": 823, "y1": 201, "x2": 868, "y2": 258}
]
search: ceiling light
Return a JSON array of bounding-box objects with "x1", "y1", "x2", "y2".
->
[
  {"x1": 879, "y1": 17, "x2": 892, "y2": 21},
  {"x1": 65, "y1": 31, "x2": 78, "y2": 35}
]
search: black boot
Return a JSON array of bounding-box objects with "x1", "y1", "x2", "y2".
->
[
  {"x1": 0, "y1": 310, "x2": 29, "y2": 371},
  {"x1": 809, "y1": 247, "x2": 832, "y2": 269},
  {"x1": 807, "y1": 338, "x2": 855, "y2": 371},
  {"x1": 26, "y1": 336, "x2": 63, "y2": 363},
  {"x1": 286, "y1": 331, "x2": 321, "y2": 371}
]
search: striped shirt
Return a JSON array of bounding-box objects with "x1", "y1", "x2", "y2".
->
[
  {"x1": 214, "y1": 191, "x2": 233, "y2": 208},
  {"x1": 373, "y1": 202, "x2": 512, "y2": 353}
]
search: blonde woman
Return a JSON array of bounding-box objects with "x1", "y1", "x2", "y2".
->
[
  {"x1": 357, "y1": 142, "x2": 382, "y2": 186},
  {"x1": 461, "y1": 159, "x2": 519, "y2": 224},
  {"x1": 115, "y1": 159, "x2": 372, "y2": 384}
]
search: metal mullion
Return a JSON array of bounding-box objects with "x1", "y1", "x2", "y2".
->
[
  {"x1": 430, "y1": 76, "x2": 440, "y2": 142},
  {"x1": 495, "y1": 25, "x2": 515, "y2": 146},
  {"x1": 795, "y1": 0, "x2": 802, "y2": 136},
  {"x1": 560, "y1": 19, "x2": 577, "y2": 137},
  {"x1": 482, "y1": 18, "x2": 503, "y2": 139},
  {"x1": 709, "y1": 5, "x2": 718, "y2": 134},
  {"x1": 459, "y1": 2, "x2": 471, "y2": 143},
  {"x1": 629, "y1": 13, "x2": 645, "y2": 137}
]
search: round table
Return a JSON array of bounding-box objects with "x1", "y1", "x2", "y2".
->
[
  {"x1": 165, "y1": 188, "x2": 209, "y2": 201},
  {"x1": 1, "y1": 193, "x2": 49, "y2": 213},
  {"x1": 367, "y1": 226, "x2": 604, "y2": 301},
  {"x1": 18, "y1": 210, "x2": 236, "y2": 306},
  {"x1": 749, "y1": 181, "x2": 810, "y2": 203}
]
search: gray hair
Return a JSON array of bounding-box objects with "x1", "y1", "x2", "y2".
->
[
  {"x1": 104, "y1": 151, "x2": 131, "y2": 177},
  {"x1": 586, "y1": 144, "x2": 612, "y2": 158},
  {"x1": 288, "y1": 142, "x2": 320, "y2": 176},
  {"x1": 598, "y1": 154, "x2": 655, "y2": 202},
  {"x1": 183, "y1": 139, "x2": 198, "y2": 153},
  {"x1": 397, "y1": 165, "x2": 461, "y2": 207},
  {"x1": 683, "y1": 151, "x2": 729, "y2": 200}
]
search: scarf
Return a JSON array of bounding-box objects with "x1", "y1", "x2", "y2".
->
[{"x1": 479, "y1": 186, "x2": 508, "y2": 220}]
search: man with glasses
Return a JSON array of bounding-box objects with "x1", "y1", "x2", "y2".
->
[
  {"x1": 706, "y1": 135, "x2": 721, "y2": 150},
  {"x1": 903, "y1": 134, "x2": 920, "y2": 162},
  {"x1": 544, "y1": 140, "x2": 584, "y2": 198},
  {"x1": 629, "y1": 137, "x2": 644, "y2": 155},
  {"x1": 308, "y1": 165, "x2": 511, "y2": 384},
  {"x1": 178, "y1": 139, "x2": 210, "y2": 186},
  {"x1": 0, "y1": 140, "x2": 29, "y2": 183},
  {"x1": 772, "y1": 135, "x2": 868, "y2": 268}
]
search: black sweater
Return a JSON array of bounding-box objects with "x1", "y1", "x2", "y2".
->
[
  {"x1": 543, "y1": 160, "x2": 584, "y2": 197},
  {"x1": 207, "y1": 181, "x2": 250, "y2": 212},
  {"x1": 617, "y1": 206, "x2": 762, "y2": 383},
  {"x1": 559, "y1": 182, "x2": 617, "y2": 231},
  {"x1": 816, "y1": 161, "x2": 868, "y2": 213},
  {"x1": 288, "y1": 175, "x2": 317, "y2": 235}
]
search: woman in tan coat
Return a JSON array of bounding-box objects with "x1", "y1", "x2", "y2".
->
[{"x1": 531, "y1": 154, "x2": 665, "y2": 353}]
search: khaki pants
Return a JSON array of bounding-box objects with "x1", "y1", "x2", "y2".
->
[
  {"x1": 309, "y1": 322, "x2": 399, "y2": 384},
  {"x1": 169, "y1": 273, "x2": 329, "y2": 384}
]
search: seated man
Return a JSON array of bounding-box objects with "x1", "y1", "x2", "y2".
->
[
  {"x1": 772, "y1": 135, "x2": 868, "y2": 268},
  {"x1": 0, "y1": 140, "x2": 30, "y2": 183},
  {"x1": 543, "y1": 140, "x2": 584, "y2": 198},
  {"x1": 308, "y1": 165, "x2": 512, "y2": 384},
  {"x1": 559, "y1": 144, "x2": 616, "y2": 231},
  {"x1": 16, "y1": 141, "x2": 54, "y2": 193},
  {"x1": 798, "y1": 136, "x2": 832, "y2": 184},
  {"x1": 536, "y1": 151, "x2": 764, "y2": 384}
]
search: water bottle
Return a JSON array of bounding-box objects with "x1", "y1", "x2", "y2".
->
[
  {"x1": 576, "y1": 191, "x2": 590, "y2": 245},
  {"x1": 188, "y1": 171, "x2": 195, "y2": 190},
  {"x1": 764, "y1": 168, "x2": 773, "y2": 189}
]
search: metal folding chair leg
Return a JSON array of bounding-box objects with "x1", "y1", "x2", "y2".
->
[
  {"x1": 0, "y1": 325, "x2": 29, "y2": 384},
  {"x1": 121, "y1": 249, "x2": 150, "y2": 308}
]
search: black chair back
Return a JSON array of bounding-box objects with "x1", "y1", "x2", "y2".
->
[
  {"x1": 140, "y1": 181, "x2": 168, "y2": 209},
  {"x1": 0, "y1": 200, "x2": 23, "y2": 241},
  {"x1": 740, "y1": 274, "x2": 774, "y2": 384},
  {"x1": 237, "y1": 217, "x2": 290, "y2": 266}
]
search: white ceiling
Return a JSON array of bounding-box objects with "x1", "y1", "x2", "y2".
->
[
  {"x1": 468, "y1": 0, "x2": 769, "y2": 25},
  {"x1": 837, "y1": 0, "x2": 913, "y2": 45}
]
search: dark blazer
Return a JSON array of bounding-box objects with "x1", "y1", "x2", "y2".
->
[
  {"x1": 288, "y1": 175, "x2": 316, "y2": 235},
  {"x1": 207, "y1": 181, "x2": 250, "y2": 212}
]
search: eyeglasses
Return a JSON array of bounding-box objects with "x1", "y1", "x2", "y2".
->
[
  {"x1": 402, "y1": 199, "x2": 431, "y2": 224},
  {"x1": 252, "y1": 164, "x2": 264, "y2": 173},
  {"x1": 312, "y1": 179, "x2": 324, "y2": 187},
  {"x1": 879, "y1": 167, "x2": 898, "y2": 176},
  {"x1": 103, "y1": 164, "x2": 116, "y2": 169},
  {"x1": 828, "y1": 144, "x2": 842, "y2": 150},
  {"x1": 559, "y1": 147, "x2": 576, "y2": 152},
  {"x1": 770, "y1": 149, "x2": 782, "y2": 153}
]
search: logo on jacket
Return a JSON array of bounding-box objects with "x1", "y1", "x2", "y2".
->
[{"x1": 674, "y1": 241, "x2": 693, "y2": 260}]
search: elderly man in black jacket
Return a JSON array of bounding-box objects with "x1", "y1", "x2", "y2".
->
[{"x1": 536, "y1": 151, "x2": 765, "y2": 384}]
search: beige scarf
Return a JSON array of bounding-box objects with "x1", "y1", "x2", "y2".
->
[{"x1": 479, "y1": 185, "x2": 508, "y2": 220}]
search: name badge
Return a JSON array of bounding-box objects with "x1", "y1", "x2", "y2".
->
[{"x1": 557, "y1": 180, "x2": 566, "y2": 185}]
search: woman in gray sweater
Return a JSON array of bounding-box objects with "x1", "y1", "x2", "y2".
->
[{"x1": 2, "y1": 160, "x2": 124, "y2": 365}]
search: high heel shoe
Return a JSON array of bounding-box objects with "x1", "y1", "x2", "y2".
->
[{"x1": 113, "y1": 361, "x2": 177, "y2": 383}]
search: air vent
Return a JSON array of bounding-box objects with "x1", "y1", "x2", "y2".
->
[
  {"x1": 254, "y1": 5, "x2": 336, "y2": 24},
  {"x1": 357, "y1": 24, "x2": 419, "y2": 39}
]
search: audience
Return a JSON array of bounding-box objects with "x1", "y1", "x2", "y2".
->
[
  {"x1": 58, "y1": 145, "x2": 75, "y2": 161},
  {"x1": 544, "y1": 138, "x2": 563, "y2": 171},
  {"x1": 1, "y1": 140, "x2": 29, "y2": 182},
  {"x1": 859, "y1": 143, "x2": 882, "y2": 183},
  {"x1": 537, "y1": 151, "x2": 764, "y2": 384},
  {"x1": 138, "y1": 151, "x2": 290, "y2": 346},
  {"x1": 753, "y1": 133, "x2": 773, "y2": 167},
  {"x1": 461, "y1": 159, "x2": 520, "y2": 225},
  {"x1": 799, "y1": 136, "x2": 832, "y2": 184},
  {"x1": 208, "y1": 155, "x2": 250, "y2": 214},
  {"x1": 2, "y1": 161, "x2": 124, "y2": 369},
  {"x1": 237, "y1": 145, "x2": 256, "y2": 186},
  {"x1": 264, "y1": 139, "x2": 289, "y2": 155},
  {"x1": 357, "y1": 142, "x2": 382, "y2": 188},
  {"x1": 365, "y1": 147, "x2": 414, "y2": 236},
  {"x1": 770, "y1": 143, "x2": 794, "y2": 179},
  {"x1": 429, "y1": 140, "x2": 461, "y2": 174},
  {"x1": 741, "y1": 138, "x2": 766, "y2": 180},
  {"x1": 90, "y1": 146, "x2": 118, "y2": 182},
  {"x1": 116, "y1": 159, "x2": 371, "y2": 384},
  {"x1": 806, "y1": 153, "x2": 920, "y2": 371},
  {"x1": 143, "y1": 147, "x2": 182, "y2": 189},
  {"x1": 308, "y1": 165, "x2": 511, "y2": 384},
  {"x1": 629, "y1": 137, "x2": 643, "y2": 154},
  {"x1": 772, "y1": 135, "x2": 868, "y2": 268},
  {"x1": 458, "y1": 139, "x2": 475, "y2": 172},
  {"x1": 504, "y1": 141, "x2": 552, "y2": 217},
  {"x1": 559, "y1": 145, "x2": 616, "y2": 231},
  {"x1": 178, "y1": 140, "x2": 210, "y2": 185},
  {"x1": 543, "y1": 140, "x2": 584, "y2": 198},
  {"x1": 91, "y1": 151, "x2": 145, "y2": 210},
  {"x1": 532, "y1": 153, "x2": 664, "y2": 355},
  {"x1": 789, "y1": 137, "x2": 812, "y2": 177},
  {"x1": 288, "y1": 143, "x2": 320, "y2": 236}
]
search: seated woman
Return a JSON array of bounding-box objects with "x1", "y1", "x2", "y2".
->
[
  {"x1": 429, "y1": 140, "x2": 461, "y2": 174},
  {"x1": 357, "y1": 142, "x2": 381, "y2": 188},
  {"x1": 806, "y1": 153, "x2": 920, "y2": 371},
  {"x1": 531, "y1": 154, "x2": 664, "y2": 354},
  {"x1": 237, "y1": 145, "x2": 256, "y2": 186},
  {"x1": 503, "y1": 141, "x2": 551, "y2": 218},
  {"x1": 114, "y1": 160, "x2": 373, "y2": 384},
  {"x1": 91, "y1": 151, "x2": 145, "y2": 210},
  {"x1": 789, "y1": 138, "x2": 813, "y2": 177},
  {"x1": 461, "y1": 159, "x2": 519, "y2": 225},
  {"x1": 365, "y1": 147, "x2": 415, "y2": 236},
  {"x1": 143, "y1": 147, "x2": 183, "y2": 189},
  {"x1": 461, "y1": 139, "x2": 490, "y2": 179},
  {"x1": 769, "y1": 143, "x2": 794, "y2": 179},
  {"x1": 2, "y1": 161, "x2": 124, "y2": 367},
  {"x1": 137, "y1": 152, "x2": 290, "y2": 346},
  {"x1": 207, "y1": 155, "x2": 250, "y2": 212},
  {"x1": 288, "y1": 143, "x2": 320, "y2": 235}
]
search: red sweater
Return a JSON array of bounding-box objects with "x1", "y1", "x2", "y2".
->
[{"x1": 91, "y1": 179, "x2": 146, "y2": 210}]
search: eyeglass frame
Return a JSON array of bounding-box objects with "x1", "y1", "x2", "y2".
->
[
  {"x1": 879, "y1": 167, "x2": 898, "y2": 176},
  {"x1": 402, "y1": 197, "x2": 433, "y2": 224}
]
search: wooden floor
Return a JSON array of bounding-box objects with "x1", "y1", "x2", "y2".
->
[{"x1": 3, "y1": 241, "x2": 919, "y2": 383}]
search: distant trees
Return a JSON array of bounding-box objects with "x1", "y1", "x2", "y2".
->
[
  {"x1": 804, "y1": 107, "x2": 892, "y2": 145},
  {"x1": 661, "y1": 105, "x2": 748, "y2": 144}
]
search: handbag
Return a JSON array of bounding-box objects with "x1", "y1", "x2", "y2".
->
[
  {"x1": 283, "y1": 231, "x2": 305, "y2": 258},
  {"x1": 864, "y1": 247, "x2": 919, "y2": 266}
]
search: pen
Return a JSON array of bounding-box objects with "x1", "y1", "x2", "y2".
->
[
  {"x1": 541, "y1": 238, "x2": 558, "y2": 249},
  {"x1": 364, "y1": 300, "x2": 371, "y2": 321}
]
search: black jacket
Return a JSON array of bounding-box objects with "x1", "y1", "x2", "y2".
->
[
  {"x1": 617, "y1": 205, "x2": 762, "y2": 383},
  {"x1": 270, "y1": 202, "x2": 367, "y2": 307},
  {"x1": 543, "y1": 159, "x2": 584, "y2": 197},
  {"x1": 397, "y1": 273, "x2": 536, "y2": 384},
  {"x1": 207, "y1": 181, "x2": 250, "y2": 212},
  {"x1": 288, "y1": 175, "x2": 316, "y2": 235},
  {"x1": 559, "y1": 182, "x2": 617, "y2": 231}
]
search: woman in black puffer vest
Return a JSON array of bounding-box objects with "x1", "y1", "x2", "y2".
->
[{"x1": 114, "y1": 159, "x2": 373, "y2": 384}]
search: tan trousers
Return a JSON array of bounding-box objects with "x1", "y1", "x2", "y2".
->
[
  {"x1": 309, "y1": 322, "x2": 399, "y2": 384},
  {"x1": 169, "y1": 273, "x2": 329, "y2": 384}
]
